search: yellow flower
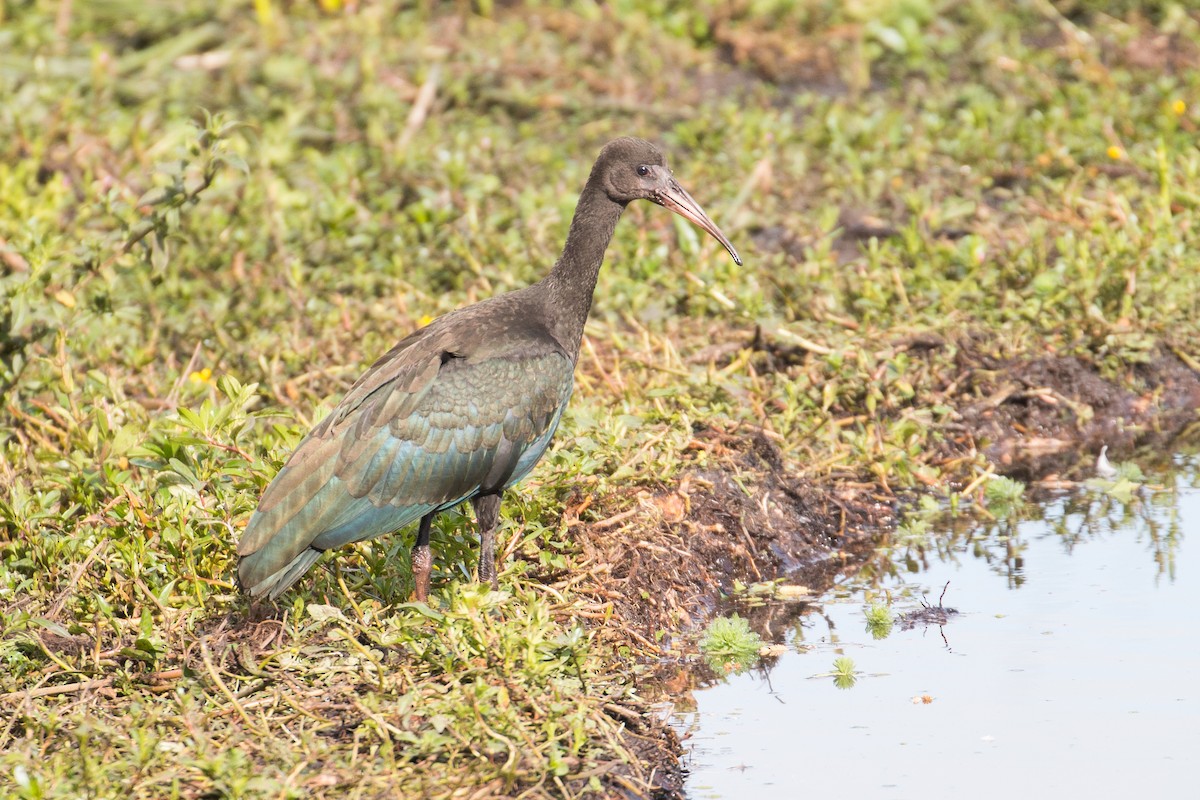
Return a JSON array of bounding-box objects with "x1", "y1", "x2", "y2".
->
[
  {"x1": 418, "y1": 314, "x2": 435, "y2": 327},
  {"x1": 1106, "y1": 145, "x2": 1124, "y2": 161},
  {"x1": 1171, "y1": 99, "x2": 1187, "y2": 116},
  {"x1": 188, "y1": 367, "x2": 214, "y2": 385}
]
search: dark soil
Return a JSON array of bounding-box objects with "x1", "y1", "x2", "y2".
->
[
  {"x1": 572, "y1": 426, "x2": 892, "y2": 640},
  {"x1": 950, "y1": 344, "x2": 1200, "y2": 482}
]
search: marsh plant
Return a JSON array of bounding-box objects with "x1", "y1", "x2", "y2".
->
[
  {"x1": 700, "y1": 614, "x2": 766, "y2": 674},
  {"x1": 864, "y1": 604, "x2": 894, "y2": 640},
  {"x1": 895, "y1": 517, "x2": 932, "y2": 548},
  {"x1": 1087, "y1": 456, "x2": 1148, "y2": 502},
  {"x1": 832, "y1": 656, "x2": 858, "y2": 690},
  {"x1": 985, "y1": 476, "x2": 1027, "y2": 518}
]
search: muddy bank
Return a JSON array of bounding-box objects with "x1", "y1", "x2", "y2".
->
[
  {"x1": 572, "y1": 339, "x2": 1198, "y2": 798},
  {"x1": 948, "y1": 343, "x2": 1200, "y2": 481},
  {"x1": 577, "y1": 340, "x2": 1200, "y2": 637},
  {"x1": 568, "y1": 427, "x2": 892, "y2": 639}
]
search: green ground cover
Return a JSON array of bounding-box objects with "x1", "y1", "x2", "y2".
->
[{"x1": 2, "y1": 1, "x2": 1198, "y2": 797}]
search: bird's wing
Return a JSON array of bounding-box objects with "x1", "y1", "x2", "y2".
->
[{"x1": 237, "y1": 335, "x2": 573, "y2": 598}]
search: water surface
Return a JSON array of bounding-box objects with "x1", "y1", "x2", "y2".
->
[{"x1": 677, "y1": 454, "x2": 1199, "y2": 799}]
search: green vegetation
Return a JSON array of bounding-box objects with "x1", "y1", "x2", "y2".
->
[
  {"x1": 1096, "y1": 445, "x2": 1148, "y2": 480},
  {"x1": 699, "y1": 613, "x2": 766, "y2": 674},
  {"x1": 864, "y1": 603, "x2": 894, "y2": 640},
  {"x1": 1087, "y1": 455, "x2": 1148, "y2": 501},
  {"x1": 2, "y1": 1, "x2": 1199, "y2": 797},
  {"x1": 985, "y1": 475, "x2": 1028, "y2": 516},
  {"x1": 830, "y1": 656, "x2": 859, "y2": 690}
]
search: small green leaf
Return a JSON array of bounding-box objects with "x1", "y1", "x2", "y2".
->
[{"x1": 136, "y1": 187, "x2": 173, "y2": 207}]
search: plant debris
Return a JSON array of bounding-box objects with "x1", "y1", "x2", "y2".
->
[{"x1": 897, "y1": 582, "x2": 960, "y2": 631}]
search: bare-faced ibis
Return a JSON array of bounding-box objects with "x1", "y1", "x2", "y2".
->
[{"x1": 237, "y1": 137, "x2": 741, "y2": 601}]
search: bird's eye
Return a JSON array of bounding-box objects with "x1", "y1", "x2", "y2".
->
[{"x1": 636, "y1": 165, "x2": 650, "y2": 177}]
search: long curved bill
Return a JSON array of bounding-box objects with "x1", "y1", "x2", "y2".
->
[{"x1": 655, "y1": 179, "x2": 743, "y2": 266}]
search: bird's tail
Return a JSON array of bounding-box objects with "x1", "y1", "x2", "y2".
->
[{"x1": 238, "y1": 546, "x2": 324, "y2": 600}]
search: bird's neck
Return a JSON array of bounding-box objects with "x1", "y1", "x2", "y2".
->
[{"x1": 541, "y1": 182, "x2": 624, "y2": 361}]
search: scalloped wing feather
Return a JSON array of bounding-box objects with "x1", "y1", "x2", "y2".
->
[{"x1": 237, "y1": 344, "x2": 573, "y2": 599}]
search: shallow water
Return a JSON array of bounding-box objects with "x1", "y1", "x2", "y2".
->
[{"x1": 676, "y1": 453, "x2": 1200, "y2": 799}]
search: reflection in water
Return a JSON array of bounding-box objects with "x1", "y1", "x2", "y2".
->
[
  {"x1": 677, "y1": 453, "x2": 1199, "y2": 800},
  {"x1": 861, "y1": 462, "x2": 1188, "y2": 594}
]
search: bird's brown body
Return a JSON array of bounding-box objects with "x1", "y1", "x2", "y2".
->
[{"x1": 237, "y1": 137, "x2": 740, "y2": 601}]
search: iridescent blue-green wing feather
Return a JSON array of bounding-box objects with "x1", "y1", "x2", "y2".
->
[{"x1": 237, "y1": 340, "x2": 573, "y2": 599}]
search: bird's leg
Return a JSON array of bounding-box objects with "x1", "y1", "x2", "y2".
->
[
  {"x1": 472, "y1": 494, "x2": 502, "y2": 590},
  {"x1": 412, "y1": 513, "x2": 435, "y2": 602}
]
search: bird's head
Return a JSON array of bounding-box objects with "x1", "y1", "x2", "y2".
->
[{"x1": 593, "y1": 137, "x2": 742, "y2": 265}]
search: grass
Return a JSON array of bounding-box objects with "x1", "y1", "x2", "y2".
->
[{"x1": 2, "y1": 1, "x2": 1200, "y2": 797}]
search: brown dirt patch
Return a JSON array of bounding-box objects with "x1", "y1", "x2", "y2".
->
[
  {"x1": 568, "y1": 426, "x2": 891, "y2": 642},
  {"x1": 950, "y1": 345, "x2": 1200, "y2": 481}
]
